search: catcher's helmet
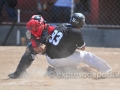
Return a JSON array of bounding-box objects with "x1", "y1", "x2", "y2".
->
[
  {"x1": 70, "y1": 13, "x2": 85, "y2": 28},
  {"x1": 31, "y1": 15, "x2": 46, "y2": 24},
  {"x1": 26, "y1": 15, "x2": 46, "y2": 39}
]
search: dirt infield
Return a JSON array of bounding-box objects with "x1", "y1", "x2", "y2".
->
[{"x1": 0, "y1": 46, "x2": 120, "y2": 90}]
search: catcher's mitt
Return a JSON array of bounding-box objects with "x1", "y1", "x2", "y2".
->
[
  {"x1": 39, "y1": 44, "x2": 46, "y2": 55},
  {"x1": 33, "y1": 43, "x2": 46, "y2": 54}
]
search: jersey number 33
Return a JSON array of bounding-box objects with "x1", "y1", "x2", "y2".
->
[{"x1": 49, "y1": 30, "x2": 63, "y2": 46}]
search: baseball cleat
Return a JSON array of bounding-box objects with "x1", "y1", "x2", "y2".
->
[
  {"x1": 44, "y1": 66, "x2": 56, "y2": 78},
  {"x1": 8, "y1": 71, "x2": 27, "y2": 79},
  {"x1": 8, "y1": 72, "x2": 19, "y2": 79}
]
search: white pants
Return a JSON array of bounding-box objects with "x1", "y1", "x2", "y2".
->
[{"x1": 46, "y1": 51, "x2": 112, "y2": 73}]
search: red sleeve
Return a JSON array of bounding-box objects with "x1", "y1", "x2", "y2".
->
[
  {"x1": 48, "y1": 25, "x2": 55, "y2": 34},
  {"x1": 30, "y1": 38, "x2": 37, "y2": 48}
]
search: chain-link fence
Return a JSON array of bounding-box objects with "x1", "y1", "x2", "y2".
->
[{"x1": 0, "y1": 0, "x2": 120, "y2": 26}]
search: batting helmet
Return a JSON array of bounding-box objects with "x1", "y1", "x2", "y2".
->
[
  {"x1": 26, "y1": 15, "x2": 46, "y2": 39},
  {"x1": 69, "y1": 13, "x2": 85, "y2": 28}
]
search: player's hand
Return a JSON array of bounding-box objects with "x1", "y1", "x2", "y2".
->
[
  {"x1": 40, "y1": 44, "x2": 46, "y2": 54},
  {"x1": 33, "y1": 44, "x2": 46, "y2": 54}
]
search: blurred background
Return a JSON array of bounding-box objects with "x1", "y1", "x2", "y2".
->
[{"x1": 0, "y1": 0, "x2": 120, "y2": 47}]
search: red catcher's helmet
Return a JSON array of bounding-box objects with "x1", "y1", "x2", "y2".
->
[{"x1": 26, "y1": 15, "x2": 46, "y2": 39}]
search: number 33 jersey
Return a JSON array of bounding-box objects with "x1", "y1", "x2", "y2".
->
[{"x1": 46, "y1": 24, "x2": 85, "y2": 59}]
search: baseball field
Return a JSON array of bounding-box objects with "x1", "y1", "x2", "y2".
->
[{"x1": 0, "y1": 46, "x2": 120, "y2": 90}]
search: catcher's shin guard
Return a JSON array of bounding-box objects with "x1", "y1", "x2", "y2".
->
[{"x1": 8, "y1": 43, "x2": 37, "y2": 79}]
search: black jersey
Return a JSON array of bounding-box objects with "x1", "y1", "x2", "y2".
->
[{"x1": 46, "y1": 24, "x2": 85, "y2": 59}]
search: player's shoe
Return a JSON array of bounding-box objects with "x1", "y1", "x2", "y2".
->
[
  {"x1": 8, "y1": 71, "x2": 27, "y2": 79},
  {"x1": 44, "y1": 66, "x2": 56, "y2": 78},
  {"x1": 8, "y1": 72, "x2": 19, "y2": 79}
]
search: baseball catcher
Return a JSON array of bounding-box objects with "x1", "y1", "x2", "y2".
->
[{"x1": 8, "y1": 15, "x2": 55, "y2": 78}]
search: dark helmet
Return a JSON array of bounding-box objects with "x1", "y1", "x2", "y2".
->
[
  {"x1": 70, "y1": 13, "x2": 85, "y2": 28},
  {"x1": 31, "y1": 15, "x2": 46, "y2": 24}
]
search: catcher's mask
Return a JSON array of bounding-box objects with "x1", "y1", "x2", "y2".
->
[{"x1": 26, "y1": 15, "x2": 46, "y2": 39}]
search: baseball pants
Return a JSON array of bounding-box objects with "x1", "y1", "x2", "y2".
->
[{"x1": 46, "y1": 51, "x2": 112, "y2": 73}]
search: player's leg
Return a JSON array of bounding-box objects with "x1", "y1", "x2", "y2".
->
[
  {"x1": 46, "y1": 51, "x2": 81, "y2": 67},
  {"x1": 8, "y1": 43, "x2": 37, "y2": 79},
  {"x1": 79, "y1": 51, "x2": 112, "y2": 73},
  {"x1": 46, "y1": 51, "x2": 112, "y2": 73}
]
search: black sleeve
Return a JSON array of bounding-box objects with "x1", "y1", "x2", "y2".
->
[{"x1": 75, "y1": 30, "x2": 85, "y2": 48}]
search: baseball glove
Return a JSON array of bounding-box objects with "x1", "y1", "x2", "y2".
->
[
  {"x1": 33, "y1": 43, "x2": 46, "y2": 54},
  {"x1": 39, "y1": 44, "x2": 46, "y2": 55}
]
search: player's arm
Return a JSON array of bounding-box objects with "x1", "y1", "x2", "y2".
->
[
  {"x1": 34, "y1": 25, "x2": 56, "y2": 54},
  {"x1": 77, "y1": 44, "x2": 86, "y2": 51},
  {"x1": 26, "y1": 30, "x2": 46, "y2": 54},
  {"x1": 48, "y1": 25, "x2": 56, "y2": 34},
  {"x1": 33, "y1": 44, "x2": 46, "y2": 53},
  {"x1": 75, "y1": 31, "x2": 86, "y2": 51},
  {"x1": 29, "y1": 38, "x2": 46, "y2": 53}
]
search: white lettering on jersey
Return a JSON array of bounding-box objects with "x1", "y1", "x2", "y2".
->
[
  {"x1": 49, "y1": 30, "x2": 58, "y2": 43},
  {"x1": 49, "y1": 30, "x2": 63, "y2": 46}
]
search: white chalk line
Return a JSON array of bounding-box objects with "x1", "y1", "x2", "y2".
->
[
  {"x1": 1, "y1": 80, "x2": 45, "y2": 86},
  {"x1": 1, "y1": 81, "x2": 27, "y2": 86}
]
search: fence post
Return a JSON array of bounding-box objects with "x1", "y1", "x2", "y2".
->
[
  {"x1": 71, "y1": 0, "x2": 74, "y2": 17},
  {"x1": 16, "y1": 9, "x2": 20, "y2": 45}
]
